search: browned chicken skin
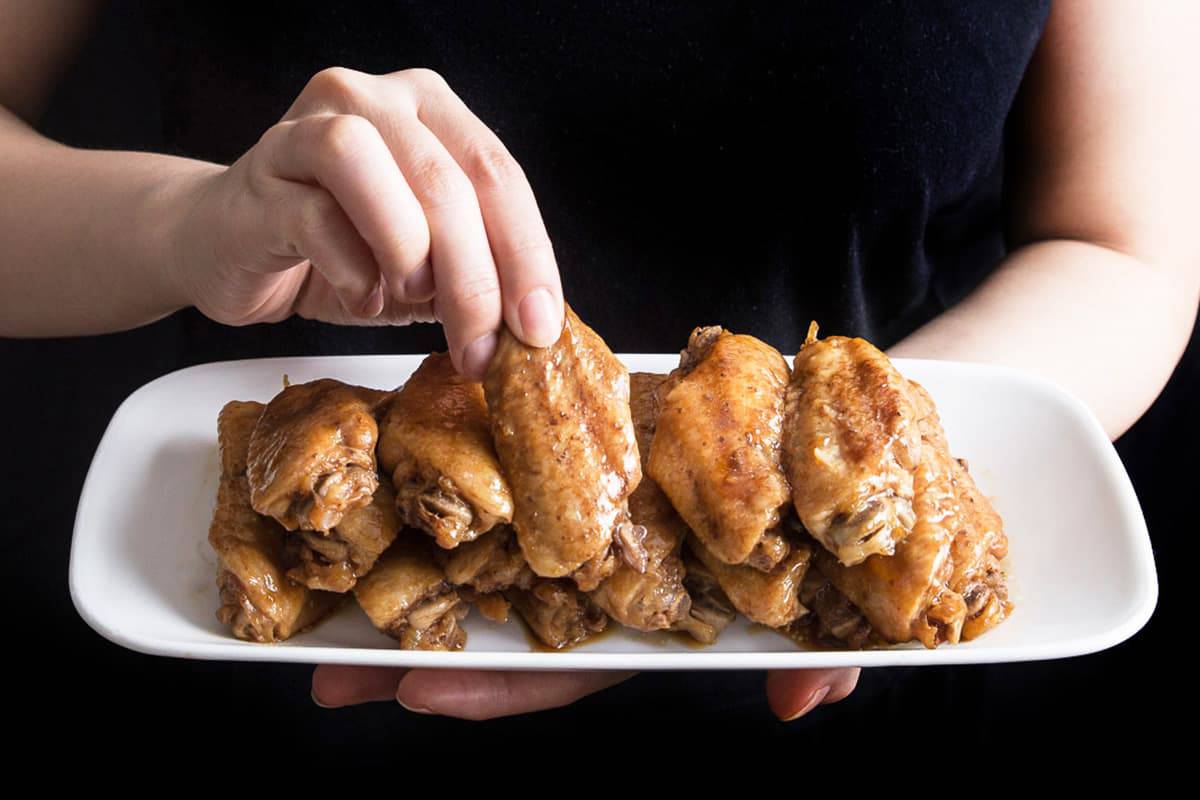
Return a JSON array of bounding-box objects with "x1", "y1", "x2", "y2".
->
[
  {"x1": 353, "y1": 537, "x2": 469, "y2": 650},
  {"x1": 785, "y1": 325, "x2": 922, "y2": 566},
  {"x1": 247, "y1": 379, "x2": 386, "y2": 532},
  {"x1": 378, "y1": 353, "x2": 514, "y2": 549},
  {"x1": 647, "y1": 326, "x2": 792, "y2": 567},
  {"x1": 209, "y1": 401, "x2": 339, "y2": 642},
  {"x1": 591, "y1": 373, "x2": 693, "y2": 631},
  {"x1": 816, "y1": 386, "x2": 967, "y2": 647},
  {"x1": 688, "y1": 535, "x2": 813, "y2": 628},
  {"x1": 483, "y1": 305, "x2": 645, "y2": 590},
  {"x1": 287, "y1": 482, "x2": 402, "y2": 592}
]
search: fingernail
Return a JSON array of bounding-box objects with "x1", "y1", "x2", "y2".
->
[
  {"x1": 781, "y1": 685, "x2": 830, "y2": 722},
  {"x1": 518, "y1": 287, "x2": 562, "y2": 346},
  {"x1": 397, "y1": 698, "x2": 433, "y2": 715},
  {"x1": 359, "y1": 282, "x2": 385, "y2": 318},
  {"x1": 462, "y1": 331, "x2": 498, "y2": 380},
  {"x1": 404, "y1": 262, "x2": 435, "y2": 301},
  {"x1": 311, "y1": 689, "x2": 333, "y2": 709}
]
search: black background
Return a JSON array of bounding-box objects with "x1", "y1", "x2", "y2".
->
[{"x1": 1, "y1": 2, "x2": 1191, "y2": 758}]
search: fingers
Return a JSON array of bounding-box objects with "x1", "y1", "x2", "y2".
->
[
  {"x1": 383, "y1": 115, "x2": 504, "y2": 378},
  {"x1": 264, "y1": 183, "x2": 385, "y2": 317},
  {"x1": 764, "y1": 667, "x2": 861, "y2": 722},
  {"x1": 261, "y1": 113, "x2": 431, "y2": 308},
  {"x1": 286, "y1": 67, "x2": 563, "y2": 366},
  {"x1": 413, "y1": 73, "x2": 564, "y2": 347},
  {"x1": 394, "y1": 669, "x2": 635, "y2": 721},
  {"x1": 311, "y1": 665, "x2": 407, "y2": 707}
]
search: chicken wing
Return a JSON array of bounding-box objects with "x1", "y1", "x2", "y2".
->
[
  {"x1": 797, "y1": 568, "x2": 873, "y2": 648},
  {"x1": 815, "y1": 391, "x2": 966, "y2": 647},
  {"x1": 688, "y1": 535, "x2": 813, "y2": 629},
  {"x1": 647, "y1": 326, "x2": 792, "y2": 567},
  {"x1": 784, "y1": 323, "x2": 922, "y2": 566},
  {"x1": 483, "y1": 304, "x2": 644, "y2": 590},
  {"x1": 675, "y1": 556, "x2": 738, "y2": 644},
  {"x1": 378, "y1": 353, "x2": 513, "y2": 549},
  {"x1": 353, "y1": 537, "x2": 469, "y2": 650},
  {"x1": 208, "y1": 401, "x2": 339, "y2": 643},
  {"x1": 907, "y1": 379, "x2": 1012, "y2": 640},
  {"x1": 440, "y1": 525, "x2": 534, "y2": 622},
  {"x1": 247, "y1": 379, "x2": 387, "y2": 532},
  {"x1": 507, "y1": 579, "x2": 608, "y2": 650},
  {"x1": 287, "y1": 482, "x2": 401, "y2": 592},
  {"x1": 950, "y1": 457, "x2": 1012, "y2": 640},
  {"x1": 591, "y1": 372, "x2": 693, "y2": 631}
]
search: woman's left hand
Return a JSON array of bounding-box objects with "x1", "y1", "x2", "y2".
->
[{"x1": 310, "y1": 666, "x2": 860, "y2": 721}]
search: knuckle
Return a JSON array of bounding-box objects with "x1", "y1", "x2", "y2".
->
[
  {"x1": 409, "y1": 156, "x2": 473, "y2": 209},
  {"x1": 445, "y1": 273, "x2": 502, "y2": 311},
  {"x1": 498, "y1": 235, "x2": 554, "y2": 264},
  {"x1": 460, "y1": 140, "x2": 524, "y2": 190},
  {"x1": 401, "y1": 67, "x2": 448, "y2": 92},
  {"x1": 304, "y1": 66, "x2": 367, "y2": 103},
  {"x1": 311, "y1": 113, "x2": 374, "y2": 164}
]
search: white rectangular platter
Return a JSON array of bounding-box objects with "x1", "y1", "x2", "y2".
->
[{"x1": 70, "y1": 354, "x2": 1157, "y2": 670}]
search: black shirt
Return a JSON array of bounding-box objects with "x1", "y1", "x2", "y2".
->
[{"x1": 13, "y1": 0, "x2": 1101, "y2": 749}]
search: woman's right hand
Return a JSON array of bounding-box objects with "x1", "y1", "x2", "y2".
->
[{"x1": 167, "y1": 67, "x2": 564, "y2": 378}]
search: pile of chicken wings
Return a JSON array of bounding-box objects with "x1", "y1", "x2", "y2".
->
[{"x1": 208, "y1": 308, "x2": 1011, "y2": 651}]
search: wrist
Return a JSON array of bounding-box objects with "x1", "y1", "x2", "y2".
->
[{"x1": 148, "y1": 160, "x2": 226, "y2": 314}]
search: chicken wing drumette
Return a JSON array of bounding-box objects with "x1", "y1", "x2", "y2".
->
[
  {"x1": 647, "y1": 326, "x2": 792, "y2": 568},
  {"x1": 591, "y1": 373, "x2": 693, "y2": 631},
  {"x1": 208, "y1": 401, "x2": 339, "y2": 642},
  {"x1": 784, "y1": 323, "x2": 922, "y2": 566},
  {"x1": 353, "y1": 537, "x2": 469, "y2": 651},
  {"x1": 287, "y1": 482, "x2": 401, "y2": 592},
  {"x1": 378, "y1": 352, "x2": 513, "y2": 549},
  {"x1": 247, "y1": 379, "x2": 387, "y2": 532},
  {"x1": 483, "y1": 304, "x2": 645, "y2": 591}
]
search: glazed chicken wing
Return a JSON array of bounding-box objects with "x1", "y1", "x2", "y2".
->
[
  {"x1": 815, "y1": 392, "x2": 966, "y2": 647},
  {"x1": 797, "y1": 568, "x2": 873, "y2": 648},
  {"x1": 287, "y1": 482, "x2": 401, "y2": 592},
  {"x1": 247, "y1": 379, "x2": 386, "y2": 532},
  {"x1": 591, "y1": 373, "x2": 692, "y2": 631},
  {"x1": 440, "y1": 525, "x2": 534, "y2": 622},
  {"x1": 353, "y1": 537, "x2": 469, "y2": 650},
  {"x1": 647, "y1": 326, "x2": 792, "y2": 567},
  {"x1": 688, "y1": 535, "x2": 813, "y2": 629},
  {"x1": 378, "y1": 353, "x2": 513, "y2": 549},
  {"x1": 507, "y1": 580, "x2": 608, "y2": 650},
  {"x1": 785, "y1": 324, "x2": 921, "y2": 566},
  {"x1": 208, "y1": 401, "x2": 339, "y2": 642},
  {"x1": 950, "y1": 457, "x2": 1012, "y2": 640},
  {"x1": 483, "y1": 304, "x2": 644, "y2": 590},
  {"x1": 675, "y1": 556, "x2": 738, "y2": 644},
  {"x1": 907, "y1": 379, "x2": 1012, "y2": 640}
]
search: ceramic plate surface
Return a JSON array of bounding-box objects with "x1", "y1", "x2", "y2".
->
[{"x1": 69, "y1": 355, "x2": 1156, "y2": 669}]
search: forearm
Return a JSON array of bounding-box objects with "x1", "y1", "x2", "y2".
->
[
  {"x1": 889, "y1": 240, "x2": 1198, "y2": 440},
  {"x1": 0, "y1": 107, "x2": 220, "y2": 337}
]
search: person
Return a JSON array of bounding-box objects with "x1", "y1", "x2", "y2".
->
[{"x1": 1, "y1": 1, "x2": 1195, "y2": 722}]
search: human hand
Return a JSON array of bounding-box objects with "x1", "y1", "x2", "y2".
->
[
  {"x1": 168, "y1": 67, "x2": 564, "y2": 378},
  {"x1": 310, "y1": 666, "x2": 860, "y2": 721}
]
